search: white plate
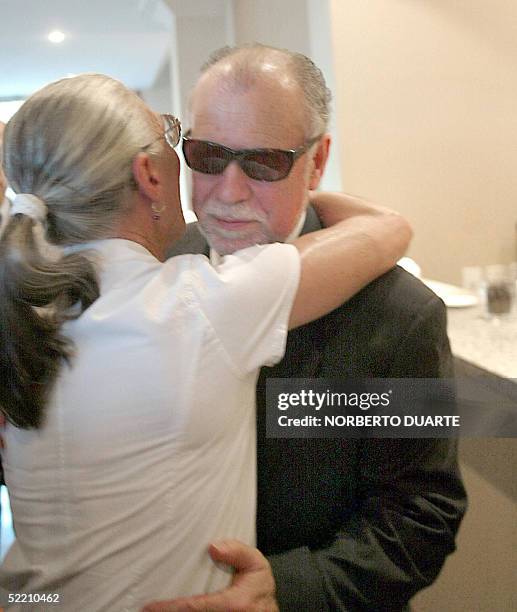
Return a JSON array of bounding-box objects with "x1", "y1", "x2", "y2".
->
[
  {"x1": 422, "y1": 279, "x2": 479, "y2": 308},
  {"x1": 442, "y1": 294, "x2": 479, "y2": 308}
]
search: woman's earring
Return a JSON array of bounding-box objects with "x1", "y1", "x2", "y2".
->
[{"x1": 151, "y1": 202, "x2": 166, "y2": 221}]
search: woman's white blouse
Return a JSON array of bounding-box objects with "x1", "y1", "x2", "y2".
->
[{"x1": 0, "y1": 239, "x2": 300, "y2": 611}]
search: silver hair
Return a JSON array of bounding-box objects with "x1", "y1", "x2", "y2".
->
[
  {"x1": 0, "y1": 74, "x2": 160, "y2": 429},
  {"x1": 3, "y1": 73, "x2": 160, "y2": 244},
  {"x1": 200, "y1": 43, "x2": 332, "y2": 137}
]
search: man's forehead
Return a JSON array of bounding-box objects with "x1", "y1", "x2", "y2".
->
[
  {"x1": 189, "y1": 71, "x2": 305, "y2": 148},
  {"x1": 193, "y1": 59, "x2": 299, "y2": 102}
]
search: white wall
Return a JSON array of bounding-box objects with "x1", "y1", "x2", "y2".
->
[
  {"x1": 233, "y1": 0, "x2": 310, "y2": 54},
  {"x1": 330, "y1": 0, "x2": 517, "y2": 283},
  {"x1": 140, "y1": 57, "x2": 173, "y2": 113},
  {"x1": 306, "y1": 0, "x2": 342, "y2": 191}
]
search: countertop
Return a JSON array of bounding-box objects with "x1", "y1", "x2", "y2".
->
[{"x1": 446, "y1": 306, "x2": 517, "y2": 379}]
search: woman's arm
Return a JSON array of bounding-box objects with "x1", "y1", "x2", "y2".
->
[{"x1": 289, "y1": 192, "x2": 412, "y2": 329}]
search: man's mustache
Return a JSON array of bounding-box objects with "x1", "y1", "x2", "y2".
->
[{"x1": 202, "y1": 202, "x2": 267, "y2": 224}]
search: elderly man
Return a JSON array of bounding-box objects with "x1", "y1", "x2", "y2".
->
[{"x1": 146, "y1": 44, "x2": 466, "y2": 612}]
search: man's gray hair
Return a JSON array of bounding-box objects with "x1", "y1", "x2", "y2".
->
[{"x1": 201, "y1": 43, "x2": 332, "y2": 137}]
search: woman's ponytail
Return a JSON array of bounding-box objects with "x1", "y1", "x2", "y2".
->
[{"x1": 0, "y1": 212, "x2": 99, "y2": 428}]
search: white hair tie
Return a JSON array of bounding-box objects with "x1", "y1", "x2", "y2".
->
[{"x1": 11, "y1": 194, "x2": 48, "y2": 223}]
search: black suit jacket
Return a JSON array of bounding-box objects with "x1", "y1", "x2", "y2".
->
[{"x1": 168, "y1": 209, "x2": 467, "y2": 612}]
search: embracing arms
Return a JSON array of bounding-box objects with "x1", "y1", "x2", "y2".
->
[{"x1": 290, "y1": 192, "x2": 411, "y2": 329}]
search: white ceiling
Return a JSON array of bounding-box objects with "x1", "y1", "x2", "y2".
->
[{"x1": 0, "y1": 0, "x2": 174, "y2": 99}]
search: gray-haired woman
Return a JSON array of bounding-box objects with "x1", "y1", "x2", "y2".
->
[{"x1": 0, "y1": 74, "x2": 410, "y2": 610}]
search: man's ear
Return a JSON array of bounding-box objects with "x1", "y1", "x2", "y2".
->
[
  {"x1": 132, "y1": 152, "x2": 160, "y2": 201},
  {"x1": 308, "y1": 134, "x2": 331, "y2": 190}
]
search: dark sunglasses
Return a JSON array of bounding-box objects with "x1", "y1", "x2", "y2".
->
[{"x1": 182, "y1": 132, "x2": 322, "y2": 182}]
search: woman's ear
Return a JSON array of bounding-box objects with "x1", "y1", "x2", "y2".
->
[{"x1": 132, "y1": 152, "x2": 160, "y2": 201}]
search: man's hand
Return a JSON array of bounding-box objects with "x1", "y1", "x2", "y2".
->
[{"x1": 141, "y1": 539, "x2": 279, "y2": 612}]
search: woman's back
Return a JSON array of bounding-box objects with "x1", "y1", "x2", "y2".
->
[{"x1": 1, "y1": 238, "x2": 300, "y2": 611}]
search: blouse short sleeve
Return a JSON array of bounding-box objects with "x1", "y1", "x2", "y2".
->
[{"x1": 189, "y1": 242, "x2": 300, "y2": 375}]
